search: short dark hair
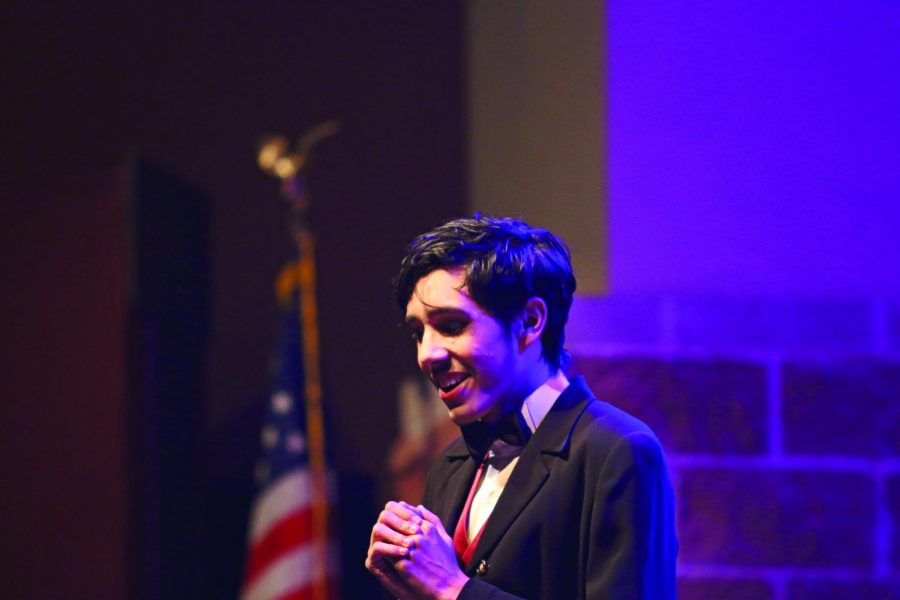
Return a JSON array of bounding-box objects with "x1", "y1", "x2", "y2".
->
[{"x1": 395, "y1": 214, "x2": 576, "y2": 370}]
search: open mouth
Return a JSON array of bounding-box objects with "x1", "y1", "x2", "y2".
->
[{"x1": 434, "y1": 373, "x2": 470, "y2": 394}]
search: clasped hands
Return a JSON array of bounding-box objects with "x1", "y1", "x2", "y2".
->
[{"x1": 365, "y1": 500, "x2": 469, "y2": 600}]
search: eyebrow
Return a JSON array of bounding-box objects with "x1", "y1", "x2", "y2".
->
[{"x1": 405, "y1": 306, "x2": 468, "y2": 325}]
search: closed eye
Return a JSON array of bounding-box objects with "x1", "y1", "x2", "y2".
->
[
  {"x1": 406, "y1": 308, "x2": 471, "y2": 343},
  {"x1": 436, "y1": 318, "x2": 468, "y2": 336}
]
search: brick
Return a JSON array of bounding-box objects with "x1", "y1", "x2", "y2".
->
[
  {"x1": 572, "y1": 356, "x2": 767, "y2": 454},
  {"x1": 671, "y1": 296, "x2": 872, "y2": 353},
  {"x1": 787, "y1": 579, "x2": 900, "y2": 600},
  {"x1": 890, "y1": 473, "x2": 900, "y2": 573},
  {"x1": 678, "y1": 468, "x2": 875, "y2": 568},
  {"x1": 566, "y1": 295, "x2": 662, "y2": 347},
  {"x1": 678, "y1": 577, "x2": 773, "y2": 600},
  {"x1": 782, "y1": 360, "x2": 900, "y2": 457}
]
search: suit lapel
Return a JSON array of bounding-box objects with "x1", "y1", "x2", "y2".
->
[
  {"x1": 465, "y1": 440, "x2": 549, "y2": 571},
  {"x1": 434, "y1": 439, "x2": 479, "y2": 530},
  {"x1": 464, "y1": 378, "x2": 594, "y2": 572}
]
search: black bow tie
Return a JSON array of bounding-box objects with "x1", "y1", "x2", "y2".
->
[{"x1": 461, "y1": 410, "x2": 532, "y2": 461}]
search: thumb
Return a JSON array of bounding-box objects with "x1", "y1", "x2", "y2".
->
[
  {"x1": 416, "y1": 504, "x2": 442, "y2": 526},
  {"x1": 417, "y1": 504, "x2": 454, "y2": 543}
]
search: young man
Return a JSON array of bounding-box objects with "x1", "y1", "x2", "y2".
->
[{"x1": 366, "y1": 216, "x2": 677, "y2": 599}]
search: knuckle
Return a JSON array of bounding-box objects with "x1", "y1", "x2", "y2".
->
[
  {"x1": 371, "y1": 524, "x2": 388, "y2": 541},
  {"x1": 376, "y1": 523, "x2": 392, "y2": 537}
]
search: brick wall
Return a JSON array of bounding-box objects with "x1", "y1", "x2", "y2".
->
[{"x1": 568, "y1": 295, "x2": 900, "y2": 599}]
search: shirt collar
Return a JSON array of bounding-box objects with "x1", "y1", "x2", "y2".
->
[
  {"x1": 518, "y1": 370, "x2": 567, "y2": 433},
  {"x1": 459, "y1": 371, "x2": 569, "y2": 461}
]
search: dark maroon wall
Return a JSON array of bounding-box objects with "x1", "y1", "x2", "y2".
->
[
  {"x1": 0, "y1": 171, "x2": 130, "y2": 598},
  {"x1": 1, "y1": 3, "x2": 465, "y2": 597}
]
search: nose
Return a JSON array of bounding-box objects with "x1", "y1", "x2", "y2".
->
[{"x1": 418, "y1": 329, "x2": 450, "y2": 373}]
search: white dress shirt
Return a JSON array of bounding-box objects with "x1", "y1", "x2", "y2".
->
[{"x1": 466, "y1": 377, "x2": 564, "y2": 540}]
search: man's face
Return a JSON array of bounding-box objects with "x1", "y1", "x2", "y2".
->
[{"x1": 405, "y1": 267, "x2": 530, "y2": 425}]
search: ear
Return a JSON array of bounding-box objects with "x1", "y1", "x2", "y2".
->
[{"x1": 518, "y1": 297, "x2": 548, "y2": 349}]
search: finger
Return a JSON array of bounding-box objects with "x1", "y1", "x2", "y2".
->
[
  {"x1": 398, "y1": 502, "x2": 425, "y2": 533},
  {"x1": 365, "y1": 548, "x2": 390, "y2": 571},
  {"x1": 398, "y1": 500, "x2": 423, "y2": 517},
  {"x1": 378, "y1": 507, "x2": 421, "y2": 535},
  {"x1": 371, "y1": 522, "x2": 415, "y2": 549},
  {"x1": 365, "y1": 544, "x2": 397, "y2": 575},
  {"x1": 384, "y1": 502, "x2": 423, "y2": 529},
  {"x1": 392, "y1": 548, "x2": 419, "y2": 574},
  {"x1": 416, "y1": 505, "x2": 453, "y2": 543},
  {"x1": 385, "y1": 500, "x2": 424, "y2": 523},
  {"x1": 416, "y1": 504, "x2": 442, "y2": 527},
  {"x1": 366, "y1": 558, "x2": 415, "y2": 599},
  {"x1": 370, "y1": 540, "x2": 412, "y2": 560}
]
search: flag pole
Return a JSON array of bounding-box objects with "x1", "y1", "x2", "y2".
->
[
  {"x1": 291, "y1": 190, "x2": 329, "y2": 600},
  {"x1": 258, "y1": 121, "x2": 340, "y2": 600}
]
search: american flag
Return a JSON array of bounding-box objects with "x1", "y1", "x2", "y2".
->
[{"x1": 241, "y1": 268, "x2": 339, "y2": 600}]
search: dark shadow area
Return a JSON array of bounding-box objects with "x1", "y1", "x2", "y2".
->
[{"x1": 1, "y1": 2, "x2": 465, "y2": 597}]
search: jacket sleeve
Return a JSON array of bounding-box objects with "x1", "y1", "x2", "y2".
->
[
  {"x1": 585, "y1": 430, "x2": 678, "y2": 599},
  {"x1": 457, "y1": 578, "x2": 525, "y2": 600}
]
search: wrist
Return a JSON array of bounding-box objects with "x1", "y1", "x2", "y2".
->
[{"x1": 437, "y1": 573, "x2": 469, "y2": 600}]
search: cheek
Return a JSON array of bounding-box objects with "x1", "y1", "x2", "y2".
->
[{"x1": 469, "y1": 344, "x2": 514, "y2": 387}]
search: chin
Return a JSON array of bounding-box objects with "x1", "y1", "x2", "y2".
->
[
  {"x1": 448, "y1": 411, "x2": 474, "y2": 426},
  {"x1": 447, "y1": 405, "x2": 483, "y2": 426}
]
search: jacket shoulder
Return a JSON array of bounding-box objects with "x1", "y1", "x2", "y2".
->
[{"x1": 571, "y1": 382, "x2": 667, "y2": 463}]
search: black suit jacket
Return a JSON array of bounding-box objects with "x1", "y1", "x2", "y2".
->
[{"x1": 421, "y1": 377, "x2": 677, "y2": 599}]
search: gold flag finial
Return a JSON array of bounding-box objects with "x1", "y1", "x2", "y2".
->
[{"x1": 257, "y1": 120, "x2": 341, "y2": 182}]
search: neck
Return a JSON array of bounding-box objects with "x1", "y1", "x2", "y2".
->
[
  {"x1": 485, "y1": 366, "x2": 568, "y2": 424},
  {"x1": 542, "y1": 369, "x2": 569, "y2": 393}
]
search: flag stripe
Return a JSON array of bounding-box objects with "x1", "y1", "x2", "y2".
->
[
  {"x1": 275, "y1": 575, "x2": 342, "y2": 600},
  {"x1": 245, "y1": 505, "x2": 312, "y2": 585},
  {"x1": 249, "y1": 470, "x2": 313, "y2": 543},
  {"x1": 242, "y1": 542, "x2": 340, "y2": 600}
]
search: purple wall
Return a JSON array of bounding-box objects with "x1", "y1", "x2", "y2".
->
[
  {"x1": 608, "y1": 1, "x2": 900, "y2": 297},
  {"x1": 568, "y1": 294, "x2": 900, "y2": 598},
  {"x1": 601, "y1": 3, "x2": 900, "y2": 597}
]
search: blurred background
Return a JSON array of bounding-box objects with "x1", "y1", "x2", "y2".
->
[{"x1": 1, "y1": 2, "x2": 898, "y2": 599}]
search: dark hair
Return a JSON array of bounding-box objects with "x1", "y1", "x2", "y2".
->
[{"x1": 395, "y1": 214, "x2": 576, "y2": 370}]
